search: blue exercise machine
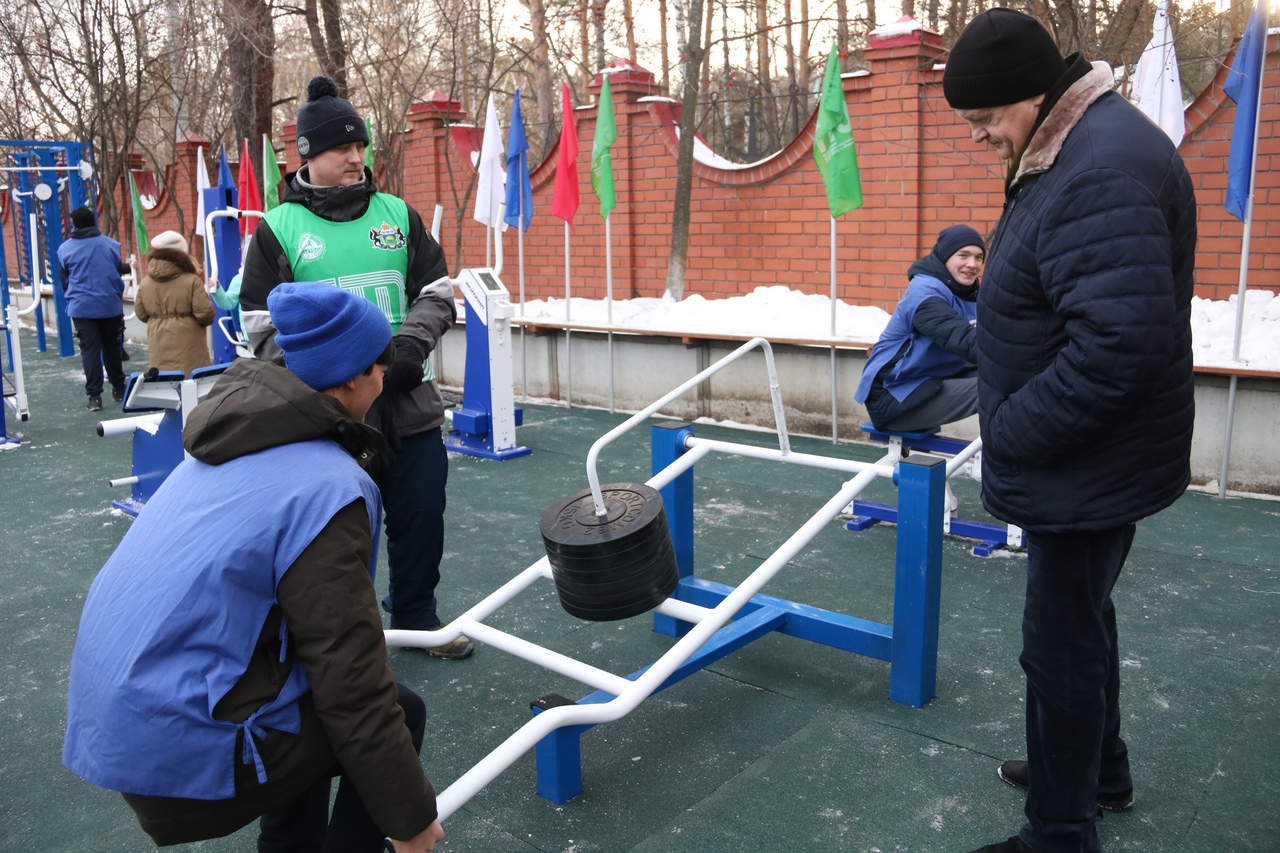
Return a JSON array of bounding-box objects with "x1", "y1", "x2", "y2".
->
[
  {"x1": 0, "y1": 304, "x2": 28, "y2": 449},
  {"x1": 846, "y1": 422, "x2": 1023, "y2": 557},
  {"x1": 2, "y1": 139, "x2": 96, "y2": 358},
  {"x1": 443, "y1": 267, "x2": 530, "y2": 460},
  {"x1": 97, "y1": 364, "x2": 230, "y2": 516},
  {"x1": 386, "y1": 337, "x2": 947, "y2": 819}
]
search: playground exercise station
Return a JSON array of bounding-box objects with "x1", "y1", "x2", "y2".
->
[
  {"x1": 445, "y1": 265, "x2": 529, "y2": 460},
  {"x1": 847, "y1": 424, "x2": 1023, "y2": 557},
  {"x1": 2, "y1": 139, "x2": 99, "y2": 446},
  {"x1": 386, "y1": 337, "x2": 950, "y2": 819}
]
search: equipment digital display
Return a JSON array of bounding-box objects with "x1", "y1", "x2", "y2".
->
[{"x1": 480, "y1": 272, "x2": 503, "y2": 292}]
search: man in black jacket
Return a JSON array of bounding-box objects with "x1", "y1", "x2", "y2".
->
[
  {"x1": 241, "y1": 77, "x2": 472, "y2": 659},
  {"x1": 942, "y1": 9, "x2": 1197, "y2": 853}
]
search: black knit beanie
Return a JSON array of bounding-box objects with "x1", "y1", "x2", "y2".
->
[
  {"x1": 295, "y1": 77, "x2": 369, "y2": 159},
  {"x1": 932, "y1": 225, "x2": 985, "y2": 264},
  {"x1": 943, "y1": 9, "x2": 1068, "y2": 110}
]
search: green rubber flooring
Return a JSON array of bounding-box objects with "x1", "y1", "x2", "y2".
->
[{"x1": 2, "y1": 336, "x2": 1277, "y2": 852}]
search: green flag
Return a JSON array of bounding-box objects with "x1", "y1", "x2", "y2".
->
[
  {"x1": 128, "y1": 172, "x2": 149, "y2": 253},
  {"x1": 263, "y1": 134, "x2": 283, "y2": 212},
  {"x1": 591, "y1": 75, "x2": 617, "y2": 219},
  {"x1": 814, "y1": 42, "x2": 863, "y2": 217},
  {"x1": 365, "y1": 118, "x2": 375, "y2": 169}
]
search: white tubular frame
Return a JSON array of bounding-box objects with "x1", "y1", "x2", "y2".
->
[
  {"x1": 385, "y1": 336, "x2": 899, "y2": 821},
  {"x1": 584, "y1": 337, "x2": 790, "y2": 516}
]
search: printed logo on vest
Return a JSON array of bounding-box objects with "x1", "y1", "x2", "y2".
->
[
  {"x1": 369, "y1": 221, "x2": 407, "y2": 252},
  {"x1": 296, "y1": 232, "x2": 325, "y2": 261}
]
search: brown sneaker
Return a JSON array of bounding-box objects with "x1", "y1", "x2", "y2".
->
[
  {"x1": 998, "y1": 760, "x2": 1134, "y2": 812},
  {"x1": 424, "y1": 632, "x2": 474, "y2": 660}
]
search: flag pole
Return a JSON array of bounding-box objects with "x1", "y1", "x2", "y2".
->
[
  {"x1": 606, "y1": 214, "x2": 614, "y2": 414},
  {"x1": 1219, "y1": 19, "x2": 1268, "y2": 499},
  {"x1": 565, "y1": 221, "x2": 573, "y2": 408},
  {"x1": 519, "y1": 212, "x2": 526, "y2": 400},
  {"x1": 830, "y1": 215, "x2": 838, "y2": 444}
]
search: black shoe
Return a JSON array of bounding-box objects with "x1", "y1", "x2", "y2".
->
[
  {"x1": 86, "y1": 395, "x2": 103, "y2": 412},
  {"x1": 120, "y1": 348, "x2": 131, "y2": 361},
  {"x1": 969, "y1": 837, "x2": 1036, "y2": 853},
  {"x1": 998, "y1": 760, "x2": 1134, "y2": 812},
  {"x1": 111, "y1": 386, "x2": 125, "y2": 402}
]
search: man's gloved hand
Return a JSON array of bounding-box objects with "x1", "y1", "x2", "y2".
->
[{"x1": 382, "y1": 336, "x2": 425, "y2": 393}]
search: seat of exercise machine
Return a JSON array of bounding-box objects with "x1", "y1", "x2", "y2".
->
[{"x1": 121, "y1": 363, "x2": 231, "y2": 413}]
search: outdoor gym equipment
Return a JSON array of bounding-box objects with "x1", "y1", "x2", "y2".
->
[
  {"x1": 1, "y1": 304, "x2": 28, "y2": 449},
  {"x1": 846, "y1": 423, "x2": 1023, "y2": 556},
  {"x1": 2, "y1": 139, "x2": 96, "y2": 357},
  {"x1": 202, "y1": 191, "x2": 261, "y2": 364},
  {"x1": 443, "y1": 266, "x2": 530, "y2": 460},
  {"x1": 385, "y1": 336, "x2": 946, "y2": 819},
  {"x1": 97, "y1": 364, "x2": 229, "y2": 516}
]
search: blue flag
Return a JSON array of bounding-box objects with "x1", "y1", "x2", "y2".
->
[
  {"x1": 217, "y1": 143, "x2": 235, "y2": 190},
  {"x1": 505, "y1": 89, "x2": 534, "y2": 231},
  {"x1": 1224, "y1": 0, "x2": 1269, "y2": 221}
]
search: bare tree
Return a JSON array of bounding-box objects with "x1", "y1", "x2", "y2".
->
[
  {"x1": 223, "y1": 0, "x2": 275, "y2": 172},
  {"x1": 304, "y1": 0, "x2": 348, "y2": 92},
  {"x1": 664, "y1": 0, "x2": 707, "y2": 299}
]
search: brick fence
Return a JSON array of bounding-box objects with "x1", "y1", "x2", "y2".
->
[{"x1": 8, "y1": 24, "x2": 1278, "y2": 311}]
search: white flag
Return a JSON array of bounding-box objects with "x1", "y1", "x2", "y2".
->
[
  {"x1": 1133, "y1": 0, "x2": 1184, "y2": 146},
  {"x1": 473, "y1": 93, "x2": 507, "y2": 231},
  {"x1": 194, "y1": 146, "x2": 211, "y2": 236}
]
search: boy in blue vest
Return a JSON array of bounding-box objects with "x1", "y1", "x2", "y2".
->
[{"x1": 64, "y1": 282, "x2": 445, "y2": 853}]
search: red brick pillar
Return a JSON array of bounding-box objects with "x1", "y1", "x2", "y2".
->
[
  {"x1": 861, "y1": 20, "x2": 947, "y2": 294},
  {"x1": 585, "y1": 61, "x2": 663, "y2": 299}
]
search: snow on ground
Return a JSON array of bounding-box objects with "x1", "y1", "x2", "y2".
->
[{"x1": 516, "y1": 285, "x2": 1280, "y2": 373}]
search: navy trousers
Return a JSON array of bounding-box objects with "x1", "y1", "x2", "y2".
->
[
  {"x1": 257, "y1": 683, "x2": 427, "y2": 853},
  {"x1": 72, "y1": 315, "x2": 126, "y2": 397},
  {"x1": 371, "y1": 427, "x2": 449, "y2": 630},
  {"x1": 1019, "y1": 524, "x2": 1136, "y2": 853}
]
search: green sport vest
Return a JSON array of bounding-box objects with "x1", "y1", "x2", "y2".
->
[{"x1": 267, "y1": 195, "x2": 411, "y2": 332}]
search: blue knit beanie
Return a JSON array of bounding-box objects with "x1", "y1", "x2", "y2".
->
[
  {"x1": 932, "y1": 225, "x2": 986, "y2": 264},
  {"x1": 269, "y1": 282, "x2": 391, "y2": 390}
]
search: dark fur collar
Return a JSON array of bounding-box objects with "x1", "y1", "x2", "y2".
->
[{"x1": 1013, "y1": 62, "x2": 1115, "y2": 187}]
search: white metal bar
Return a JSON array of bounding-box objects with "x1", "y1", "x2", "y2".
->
[
  {"x1": 432, "y1": 465, "x2": 882, "y2": 820},
  {"x1": 682, "y1": 436, "x2": 894, "y2": 479},
  {"x1": 584, "y1": 338, "x2": 790, "y2": 516},
  {"x1": 451, "y1": 621, "x2": 634, "y2": 696},
  {"x1": 944, "y1": 437, "x2": 982, "y2": 477},
  {"x1": 96, "y1": 412, "x2": 164, "y2": 438},
  {"x1": 5, "y1": 305, "x2": 27, "y2": 417}
]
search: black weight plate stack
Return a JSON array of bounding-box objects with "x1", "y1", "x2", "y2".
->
[{"x1": 539, "y1": 482, "x2": 680, "y2": 621}]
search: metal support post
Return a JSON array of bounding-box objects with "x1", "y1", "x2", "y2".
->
[
  {"x1": 651, "y1": 422, "x2": 696, "y2": 638},
  {"x1": 889, "y1": 455, "x2": 945, "y2": 707}
]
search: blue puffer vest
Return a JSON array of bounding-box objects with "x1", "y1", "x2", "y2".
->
[
  {"x1": 856, "y1": 275, "x2": 977, "y2": 405},
  {"x1": 62, "y1": 439, "x2": 381, "y2": 799}
]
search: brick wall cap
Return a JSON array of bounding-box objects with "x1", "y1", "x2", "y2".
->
[{"x1": 867, "y1": 15, "x2": 943, "y2": 49}]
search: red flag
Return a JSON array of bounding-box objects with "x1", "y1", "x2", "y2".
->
[
  {"x1": 551, "y1": 83, "x2": 579, "y2": 223},
  {"x1": 237, "y1": 138, "x2": 262, "y2": 237}
]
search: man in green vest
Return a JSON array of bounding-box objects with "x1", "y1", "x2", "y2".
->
[{"x1": 241, "y1": 76, "x2": 473, "y2": 660}]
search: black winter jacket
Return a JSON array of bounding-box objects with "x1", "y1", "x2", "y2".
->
[{"x1": 976, "y1": 60, "x2": 1197, "y2": 532}]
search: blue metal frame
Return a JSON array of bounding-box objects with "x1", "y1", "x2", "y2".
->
[
  {"x1": 531, "y1": 423, "x2": 946, "y2": 802},
  {"x1": 444, "y1": 295, "x2": 531, "y2": 461},
  {"x1": 202, "y1": 183, "x2": 241, "y2": 366},
  {"x1": 847, "y1": 422, "x2": 1015, "y2": 557},
  {"x1": 1, "y1": 140, "x2": 95, "y2": 358}
]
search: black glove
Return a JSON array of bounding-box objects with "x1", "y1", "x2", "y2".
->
[{"x1": 382, "y1": 336, "x2": 425, "y2": 393}]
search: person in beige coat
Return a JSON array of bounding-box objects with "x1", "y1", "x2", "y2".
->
[{"x1": 135, "y1": 231, "x2": 215, "y2": 376}]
